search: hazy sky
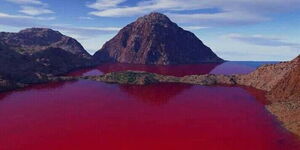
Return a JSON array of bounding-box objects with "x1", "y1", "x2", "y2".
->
[{"x1": 0, "y1": 0, "x2": 299, "y2": 61}]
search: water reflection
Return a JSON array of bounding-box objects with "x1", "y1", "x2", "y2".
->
[
  {"x1": 0, "y1": 62, "x2": 269, "y2": 103},
  {"x1": 210, "y1": 61, "x2": 278, "y2": 75},
  {"x1": 1, "y1": 62, "x2": 300, "y2": 150},
  {"x1": 0, "y1": 81, "x2": 72, "y2": 101},
  {"x1": 80, "y1": 63, "x2": 224, "y2": 105},
  {"x1": 119, "y1": 83, "x2": 192, "y2": 105},
  {"x1": 70, "y1": 62, "x2": 223, "y2": 77},
  {"x1": 242, "y1": 86, "x2": 269, "y2": 105}
]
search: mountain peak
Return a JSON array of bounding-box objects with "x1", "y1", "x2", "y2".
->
[
  {"x1": 136, "y1": 12, "x2": 172, "y2": 25},
  {"x1": 93, "y1": 13, "x2": 223, "y2": 65},
  {"x1": 19, "y1": 28, "x2": 61, "y2": 35},
  {"x1": 142, "y1": 12, "x2": 169, "y2": 20}
]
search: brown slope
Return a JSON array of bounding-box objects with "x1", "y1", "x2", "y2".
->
[
  {"x1": 266, "y1": 56, "x2": 300, "y2": 102},
  {"x1": 264, "y1": 56, "x2": 300, "y2": 136}
]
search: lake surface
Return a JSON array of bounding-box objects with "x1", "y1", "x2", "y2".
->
[{"x1": 0, "y1": 62, "x2": 300, "y2": 150}]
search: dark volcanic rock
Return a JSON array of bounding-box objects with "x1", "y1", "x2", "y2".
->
[
  {"x1": 0, "y1": 28, "x2": 91, "y2": 58},
  {"x1": 93, "y1": 12, "x2": 223, "y2": 65}
]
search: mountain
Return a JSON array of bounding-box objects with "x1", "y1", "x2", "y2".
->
[
  {"x1": 0, "y1": 28, "x2": 94, "y2": 91},
  {"x1": 93, "y1": 12, "x2": 224, "y2": 65},
  {"x1": 0, "y1": 28, "x2": 91, "y2": 59}
]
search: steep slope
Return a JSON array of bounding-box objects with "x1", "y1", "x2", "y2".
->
[
  {"x1": 262, "y1": 56, "x2": 300, "y2": 136},
  {"x1": 93, "y1": 12, "x2": 223, "y2": 65},
  {"x1": 0, "y1": 42, "x2": 46, "y2": 84},
  {"x1": 266, "y1": 56, "x2": 300, "y2": 101},
  {"x1": 232, "y1": 55, "x2": 300, "y2": 93},
  {"x1": 32, "y1": 47, "x2": 93, "y2": 75},
  {"x1": 235, "y1": 61, "x2": 294, "y2": 91}
]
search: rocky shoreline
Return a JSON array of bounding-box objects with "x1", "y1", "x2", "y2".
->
[
  {"x1": 51, "y1": 55, "x2": 298, "y2": 136},
  {"x1": 0, "y1": 57, "x2": 299, "y2": 137},
  {"x1": 1, "y1": 55, "x2": 300, "y2": 137}
]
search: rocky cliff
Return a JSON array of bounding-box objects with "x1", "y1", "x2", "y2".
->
[{"x1": 93, "y1": 12, "x2": 223, "y2": 65}]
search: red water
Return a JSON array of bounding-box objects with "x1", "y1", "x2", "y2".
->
[
  {"x1": 0, "y1": 62, "x2": 299, "y2": 150},
  {"x1": 69, "y1": 62, "x2": 255, "y2": 77}
]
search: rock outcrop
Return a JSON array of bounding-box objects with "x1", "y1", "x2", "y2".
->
[
  {"x1": 235, "y1": 61, "x2": 296, "y2": 91},
  {"x1": 266, "y1": 56, "x2": 300, "y2": 101},
  {"x1": 93, "y1": 12, "x2": 223, "y2": 65},
  {"x1": 70, "y1": 70, "x2": 236, "y2": 86},
  {"x1": 263, "y1": 56, "x2": 300, "y2": 136}
]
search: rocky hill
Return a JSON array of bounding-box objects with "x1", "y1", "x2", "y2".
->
[
  {"x1": 93, "y1": 12, "x2": 223, "y2": 65},
  {"x1": 0, "y1": 28, "x2": 93, "y2": 91},
  {"x1": 0, "y1": 28, "x2": 91, "y2": 59},
  {"x1": 266, "y1": 56, "x2": 300, "y2": 101},
  {"x1": 263, "y1": 56, "x2": 300, "y2": 136}
]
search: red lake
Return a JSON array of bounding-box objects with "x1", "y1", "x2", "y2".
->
[{"x1": 0, "y1": 62, "x2": 300, "y2": 150}]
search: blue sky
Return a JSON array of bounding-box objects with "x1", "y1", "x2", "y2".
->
[{"x1": 0, "y1": 0, "x2": 299, "y2": 61}]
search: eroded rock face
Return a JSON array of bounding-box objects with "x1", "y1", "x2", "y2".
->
[
  {"x1": 266, "y1": 56, "x2": 300, "y2": 102},
  {"x1": 235, "y1": 61, "x2": 294, "y2": 91},
  {"x1": 232, "y1": 55, "x2": 300, "y2": 96},
  {"x1": 0, "y1": 28, "x2": 91, "y2": 59},
  {"x1": 93, "y1": 12, "x2": 223, "y2": 65}
]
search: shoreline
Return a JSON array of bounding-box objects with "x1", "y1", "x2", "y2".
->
[{"x1": 0, "y1": 69, "x2": 299, "y2": 137}]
